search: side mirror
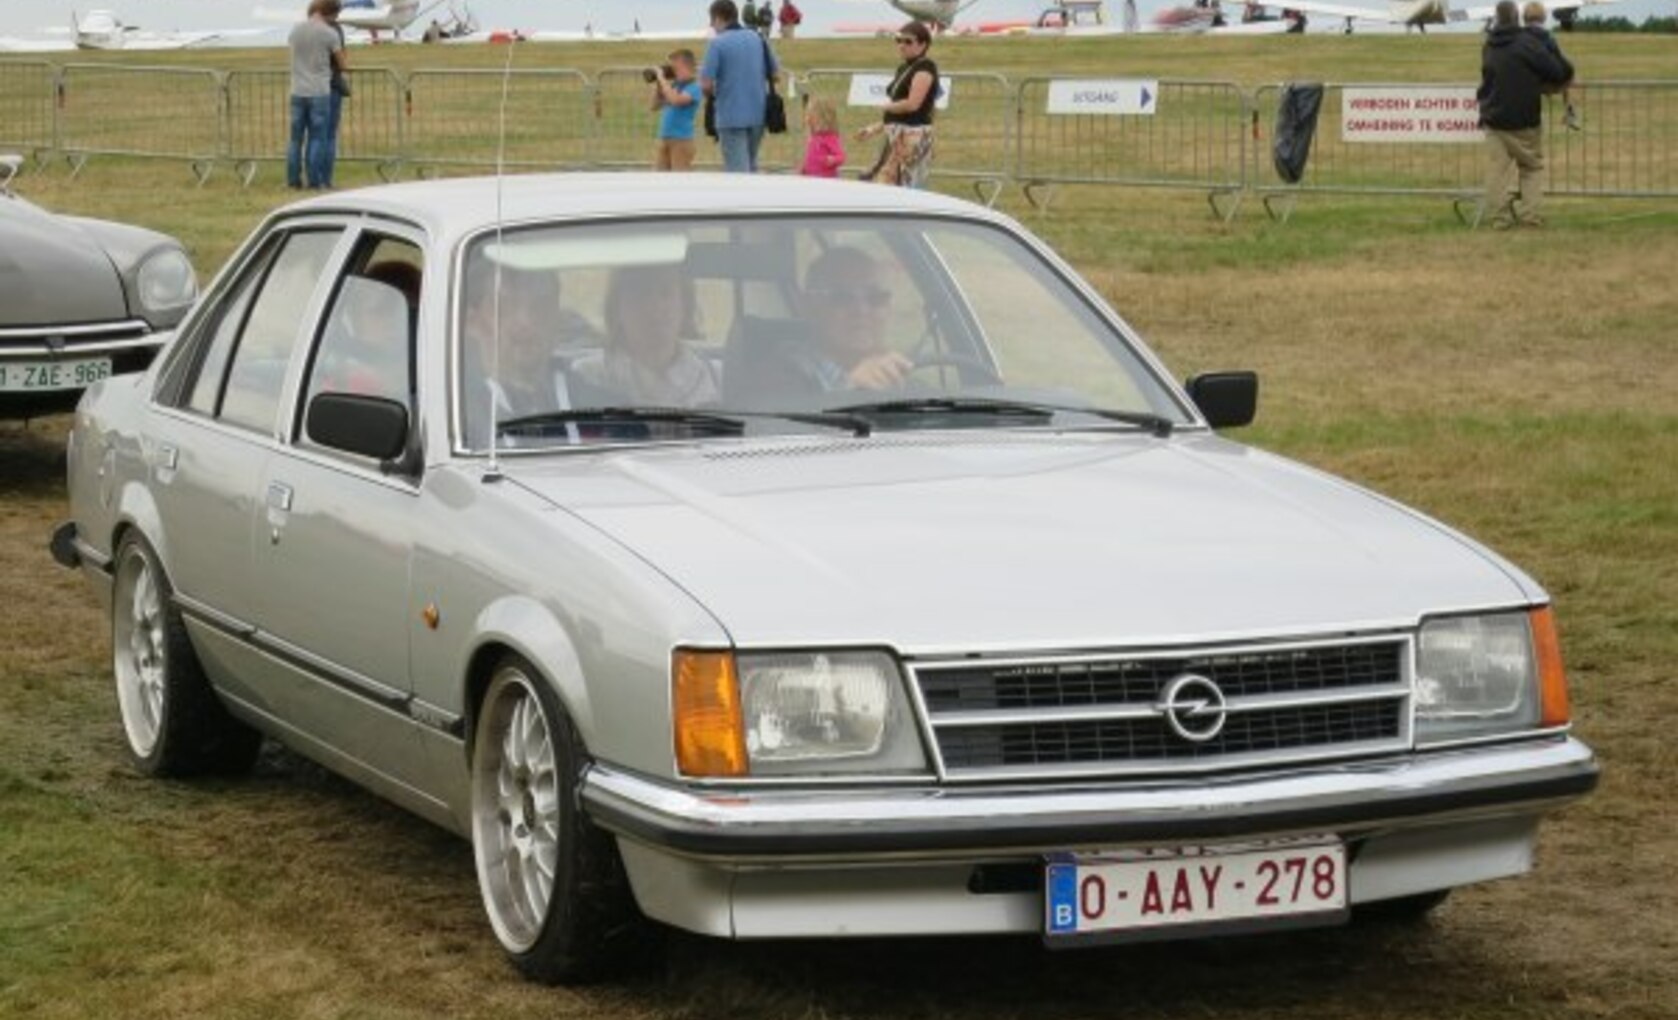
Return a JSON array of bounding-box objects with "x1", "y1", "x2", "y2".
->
[
  {"x1": 306, "y1": 392, "x2": 410, "y2": 462},
  {"x1": 1186, "y1": 371, "x2": 1258, "y2": 430}
]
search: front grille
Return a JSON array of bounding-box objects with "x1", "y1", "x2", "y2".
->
[
  {"x1": 912, "y1": 638, "x2": 1411, "y2": 779},
  {"x1": 0, "y1": 319, "x2": 153, "y2": 354}
]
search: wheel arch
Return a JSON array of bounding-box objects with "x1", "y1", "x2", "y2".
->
[
  {"x1": 460, "y1": 595, "x2": 596, "y2": 762},
  {"x1": 110, "y1": 479, "x2": 169, "y2": 569}
]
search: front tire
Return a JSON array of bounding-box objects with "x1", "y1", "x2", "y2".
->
[
  {"x1": 470, "y1": 656, "x2": 644, "y2": 983},
  {"x1": 110, "y1": 533, "x2": 262, "y2": 777}
]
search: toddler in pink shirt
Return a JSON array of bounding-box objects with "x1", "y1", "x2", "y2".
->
[{"x1": 800, "y1": 97, "x2": 845, "y2": 178}]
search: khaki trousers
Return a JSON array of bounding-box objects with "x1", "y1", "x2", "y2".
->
[
  {"x1": 655, "y1": 138, "x2": 696, "y2": 171},
  {"x1": 1483, "y1": 127, "x2": 1546, "y2": 227}
]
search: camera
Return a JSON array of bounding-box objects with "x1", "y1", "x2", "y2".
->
[{"x1": 643, "y1": 64, "x2": 675, "y2": 84}]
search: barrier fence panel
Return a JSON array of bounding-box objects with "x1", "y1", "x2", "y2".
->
[
  {"x1": 1250, "y1": 82, "x2": 1487, "y2": 223},
  {"x1": 1014, "y1": 77, "x2": 1246, "y2": 220},
  {"x1": 801, "y1": 68, "x2": 1012, "y2": 203},
  {"x1": 224, "y1": 69, "x2": 405, "y2": 185},
  {"x1": 57, "y1": 65, "x2": 221, "y2": 182},
  {"x1": 1545, "y1": 81, "x2": 1678, "y2": 199},
  {"x1": 0, "y1": 61, "x2": 57, "y2": 161},
  {"x1": 403, "y1": 69, "x2": 594, "y2": 174}
]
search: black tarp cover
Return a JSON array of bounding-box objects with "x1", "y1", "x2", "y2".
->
[{"x1": 1273, "y1": 83, "x2": 1325, "y2": 184}]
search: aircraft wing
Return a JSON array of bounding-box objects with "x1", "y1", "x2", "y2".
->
[
  {"x1": 1460, "y1": 0, "x2": 1622, "y2": 18},
  {"x1": 1261, "y1": 0, "x2": 1413, "y2": 24},
  {"x1": 0, "y1": 36, "x2": 74, "y2": 51}
]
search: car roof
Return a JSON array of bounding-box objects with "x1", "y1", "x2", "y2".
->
[{"x1": 279, "y1": 173, "x2": 1003, "y2": 244}]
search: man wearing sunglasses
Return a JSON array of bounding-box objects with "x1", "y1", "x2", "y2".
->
[{"x1": 797, "y1": 246, "x2": 914, "y2": 391}]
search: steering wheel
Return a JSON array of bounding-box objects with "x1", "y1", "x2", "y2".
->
[{"x1": 910, "y1": 353, "x2": 1004, "y2": 386}]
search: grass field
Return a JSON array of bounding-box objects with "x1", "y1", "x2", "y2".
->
[{"x1": 4, "y1": 32, "x2": 1678, "y2": 1020}]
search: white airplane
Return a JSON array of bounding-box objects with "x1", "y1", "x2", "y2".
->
[
  {"x1": 836, "y1": 0, "x2": 1290, "y2": 35},
  {"x1": 0, "y1": 9, "x2": 266, "y2": 51},
  {"x1": 253, "y1": 0, "x2": 442, "y2": 42},
  {"x1": 1263, "y1": 0, "x2": 1620, "y2": 31}
]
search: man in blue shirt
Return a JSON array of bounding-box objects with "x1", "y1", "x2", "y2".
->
[
  {"x1": 651, "y1": 49, "x2": 701, "y2": 171},
  {"x1": 700, "y1": 0, "x2": 779, "y2": 173}
]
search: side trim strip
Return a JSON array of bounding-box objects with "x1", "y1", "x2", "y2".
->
[{"x1": 173, "y1": 596, "x2": 463, "y2": 740}]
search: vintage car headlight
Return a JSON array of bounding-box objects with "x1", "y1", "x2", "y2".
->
[
  {"x1": 1414, "y1": 608, "x2": 1570, "y2": 744},
  {"x1": 135, "y1": 247, "x2": 197, "y2": 314},
  {"x1": 673, "y1": 649, "x2": 928, "y2": 778}
]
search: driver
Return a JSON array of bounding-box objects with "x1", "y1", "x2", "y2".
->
[{"x1": 798, "y1": 246, "x2": 913, "y2": 391}]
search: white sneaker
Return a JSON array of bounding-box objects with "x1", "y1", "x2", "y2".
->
[{"x1": 1564, "y1": 105, "x2": 1582, "y2": 131}]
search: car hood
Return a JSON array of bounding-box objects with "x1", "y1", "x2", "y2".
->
[
  {"x1": 0, "y1": 196, "x2": 129, "y2": 327},
  {"x1": 508, "y1": 432, "x2": 1535, "y2": 652}
]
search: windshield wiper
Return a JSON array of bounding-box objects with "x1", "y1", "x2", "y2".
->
[
  {"x1": 497, "y1": 406, "x2": 873, "y2": 438},
  {"x1": 827, "y1": 397, "x2": 1176, "y2": 437}
]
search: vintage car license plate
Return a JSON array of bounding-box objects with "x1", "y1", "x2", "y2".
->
[
  {"x1": 0, "y1": 358, "x2": 112, "y2": 392},
  {"x1": 1046, "y1": 838, "x2": 1347, "y2": 939}
]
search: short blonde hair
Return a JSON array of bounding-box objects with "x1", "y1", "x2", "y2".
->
[
  {"x1": 1522, "y1": 1, "x2": 1546, "y2": 23},
  {"x1": 805, "y1": 96, "x2": 839, "y2": 133}
]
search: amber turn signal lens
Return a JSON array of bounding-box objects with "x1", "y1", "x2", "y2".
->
[
  {"x1": 673, "y1": 650, "x2": 748, "y2": 777},
  {"x1": 1530, "y1": 606, "x2": 1571, "y2": 727}
]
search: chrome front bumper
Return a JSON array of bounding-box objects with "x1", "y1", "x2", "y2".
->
[
  {"x1": 583, "y1": 738, "x2": 1596, "y2": 938},
  {"x1": 584, "y1": 737, "x2": 1597, "y2": 861}
]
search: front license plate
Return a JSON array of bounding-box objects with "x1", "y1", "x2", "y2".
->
[
  {"x1": 0, "y1": 357, "x2": 112, "y2": 392},
  {"x1": 1046, "y1": 838, "x2": 1347, "y2": 940}
]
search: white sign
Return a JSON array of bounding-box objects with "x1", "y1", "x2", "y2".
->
[
  {"x1": 1341, "y1": 87, "x2": 1482, "y2": 144},
  {"x1": 1046, "y1": 79, "x2": 1159, "y2": 116},
  {"x1": 846, "y1": 74, "x2": 952, "y2": 110}
]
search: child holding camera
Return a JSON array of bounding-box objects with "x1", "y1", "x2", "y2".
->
[{"x1": 649, "y1": 49, "x2": 701, "y2": 171}]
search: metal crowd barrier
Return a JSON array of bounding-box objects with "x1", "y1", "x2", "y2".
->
[
  {"x1": 1014, "y1": 77, "x2": 1248, "y2": 221},
  {"x1": 1545, "y1": 81, "x2": 1678, "y2": 200},
  {"x1": 1250, "y1": 82, "x2": 1486, "y2": 223},
  {"x1": 800, "y1": 68, "x2": 1012, "y2": 205},
  {"x1": 56, "y1": 64, "x2": 222, "y2": 183},
  {"x1": 402, "y1": 68, "x2": 593, "y2": 174},
  {"x1": 11, "y1": 61, "x2": 1678, "y2": 223},
  {"x1": 224, "y1": 68, "x2": 405, "y2": 185},
  {"x1": 0, "y1": 60, "x2": 57, "y2": 164}
]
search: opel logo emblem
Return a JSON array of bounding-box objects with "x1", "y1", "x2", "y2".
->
[{"x1": 1159, "y1": 673, "x2": 1227, "y2": 743}]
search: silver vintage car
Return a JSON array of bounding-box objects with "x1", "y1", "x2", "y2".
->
[
  {"x1": 2, "y1": 157, "x2": 198, "y2": 418},
  {"x1": 53, "y1": 175, "x2": 1596, "y2": 982}
]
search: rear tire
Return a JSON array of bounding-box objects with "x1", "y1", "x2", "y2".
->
[
  {"x1": 110, "y1": 533, "x2": 262, "y2": 777},
  {"x1": 470, "y1": 655, "x2": 646, "y2": 983}
]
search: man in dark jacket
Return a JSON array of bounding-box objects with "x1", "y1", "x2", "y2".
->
[{"x1": 1478, "y1": 0, "x2": 1573, "y2": 228}]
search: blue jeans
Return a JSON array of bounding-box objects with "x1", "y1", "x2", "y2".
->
[
  {"x1": 322, "y1": 90, "x2": 344, "y2": 188},
  {"x1": 287, "y1": 94, "x2": 331, "y2": 188},
  {"x1": 717, "y1": 126, "x2": 764, "y2": 173}
]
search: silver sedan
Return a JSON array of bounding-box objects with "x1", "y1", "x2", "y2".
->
[{"x1": 54, "y1": 174, "x2": 1596, "y2": 982}]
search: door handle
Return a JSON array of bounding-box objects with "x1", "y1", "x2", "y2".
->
[
  {"x1": 265, "y1": 481, "x2": 294, "y2": 545},
  {"x1": 151, "y1": 442, "x2": 179, "y2": 482},
  {"x1": 266, "y1": 482, "x2": 294, "y2": 511}
]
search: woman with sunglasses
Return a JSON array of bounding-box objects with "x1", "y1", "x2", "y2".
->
[{"x1": 857, "y1": 21, "x2": 939, "y2": 189}]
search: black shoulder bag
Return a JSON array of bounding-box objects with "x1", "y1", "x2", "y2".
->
[{"x1": 760, "y1": 35, "x2": 787, "y2": 134}]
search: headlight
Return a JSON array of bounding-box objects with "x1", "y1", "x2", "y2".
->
[
  {"x1": 135, "y1": 248, "x2": 197, "y2": 314},
  {"x1": 672, "y1": 649, "x2": 928, "y2": 778},
  {"x1": 1414, "y1": 608, "x2": 1570, "y2": 744}
]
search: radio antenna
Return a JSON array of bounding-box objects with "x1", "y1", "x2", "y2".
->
[{"x1": 485, "y1": 33, "x2": 519, "y2": 481}]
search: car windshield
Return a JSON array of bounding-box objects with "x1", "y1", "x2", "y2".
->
[{"x1": 453, "y1": 215, "x2": 1189, "y2": 450}]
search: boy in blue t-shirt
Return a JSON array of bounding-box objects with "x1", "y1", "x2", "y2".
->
[{"x1": 651, "y1": 49, "x2": 702, "y2": 170}]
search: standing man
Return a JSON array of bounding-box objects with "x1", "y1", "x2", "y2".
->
[
  {"x1": 701, "y1": 0, "x2": 778, "y2": 173},
  {"x1": 779, "y1": 0, "x2": 802, "y2": 40},
  {"x1": 1478, "y1": 0, "x2": 1572, "y2": 229},
  {"x1": 321, "y1": 0, "x2": 349, "y2": 190},
  {"x1": 287, "y1": 0, "x2": 343, "y2": 190}
]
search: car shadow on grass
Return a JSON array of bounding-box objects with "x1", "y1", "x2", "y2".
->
[{"x1": 0, "y1": 419, "x2": 70, "y2": 499}]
